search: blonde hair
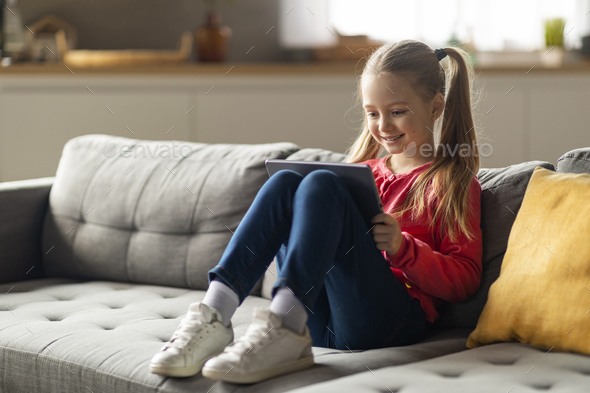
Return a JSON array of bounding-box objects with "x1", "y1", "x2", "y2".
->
[{"x1": 345, "y1": 40, "x2": 481, "y2": 243}]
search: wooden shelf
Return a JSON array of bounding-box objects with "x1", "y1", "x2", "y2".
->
[
  {"x1": 3, "y1": 60, "x2": 590, "y2": 75},
  {"x1": 0, "y1": 62, "x2": 363, "y2": 75}
]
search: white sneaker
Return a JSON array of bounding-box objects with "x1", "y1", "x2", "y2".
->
[
  {"x1": 149, "y1": 302, "x2": 233, "y2": 377},
  {"x1": 201, "y1": 308, "x2": 314, "y2": 384}
]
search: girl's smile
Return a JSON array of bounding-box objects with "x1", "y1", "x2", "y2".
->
[{"x1": 383, "y1": 134, "x2": 405, "y2": 143}]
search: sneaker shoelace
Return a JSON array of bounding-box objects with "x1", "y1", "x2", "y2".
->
[
  {"x1": 167, "y1": 314, "x2": 213, "y2": 349},
  {"x1": 225, "y1": 321, "x2": 277, "y2": 355}
]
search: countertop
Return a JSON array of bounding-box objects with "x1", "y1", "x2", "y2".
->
[{"x1": 2, "y1": 60, "x2": 590, "y2": 75}]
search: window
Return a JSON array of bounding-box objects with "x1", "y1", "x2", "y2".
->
[{"x1": 328, "y1": 0, "x2": 586, "y2": 51}]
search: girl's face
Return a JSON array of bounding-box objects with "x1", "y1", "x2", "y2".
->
[{"x1": 361, "y1": 72, "x2": 444, "y2": 160}]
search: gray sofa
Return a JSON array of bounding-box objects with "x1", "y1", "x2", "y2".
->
[{"x1": 1, "y1": 134, "x2": 588, "y2": 393}]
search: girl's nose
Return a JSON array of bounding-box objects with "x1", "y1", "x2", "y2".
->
[{"x1": 379, "y1": 118, "x2": 394, "y2": 132}]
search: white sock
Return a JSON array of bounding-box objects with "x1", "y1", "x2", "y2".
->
[
  {"x1": 269, "y1": 287, "x2": 308, "y2": 335},
  {"x1": 202, "y1": 280, "x2": 239, "y2": 327}
]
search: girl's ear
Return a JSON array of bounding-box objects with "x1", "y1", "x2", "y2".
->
[{"x1": 431, "y1": 92, "x2": 445, "y2": 120}]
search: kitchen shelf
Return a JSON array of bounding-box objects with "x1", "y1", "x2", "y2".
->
[{"x1": 2, "y1": 60, "x2": 590, "y2": 75}]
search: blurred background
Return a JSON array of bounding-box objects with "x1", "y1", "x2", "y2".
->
[{"x1": 1, "y1": 0, "x2": 590, "y2": 181}]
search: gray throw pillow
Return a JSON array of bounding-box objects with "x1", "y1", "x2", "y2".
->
[{"x1": 556, "y1": 147, "x2": 590, "y2": 174}]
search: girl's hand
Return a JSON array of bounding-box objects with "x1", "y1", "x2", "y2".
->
[{"x1": 370, "y1": 213, "x2": 404, "y2": 256}]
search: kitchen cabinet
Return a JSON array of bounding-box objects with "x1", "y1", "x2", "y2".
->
[{"x1": 0, "y1": 67, "x2": 589, "y2": 182}]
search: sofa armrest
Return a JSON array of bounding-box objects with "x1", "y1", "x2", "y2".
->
[{"x1": 0, "y1": 177, "x2": 54, "y2": 284}]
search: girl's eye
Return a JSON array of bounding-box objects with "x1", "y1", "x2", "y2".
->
[{"x1": 367, "y1": 111, "x2": 405, "y2": 117}]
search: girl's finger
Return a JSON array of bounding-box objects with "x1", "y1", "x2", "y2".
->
[
  {"x1": 373, "y1": 235, "x2": 392, "y2": 243},
  {"x1": 372, "y1": 221, "x2": 394, "y2": 232}
]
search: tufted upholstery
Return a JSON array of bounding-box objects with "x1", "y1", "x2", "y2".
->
[
  {"x1": 41, "y1": 134, "x2": 299, "y2": 292},
  {"x1": 0, "y1": 279, "x2": 270, "y2": 392},
  {"x1": 289, "y1": 342, "x2": 590, "y2": 393},
  {"x1": 0, "y1": 279, "x2": 472, "y2": 393}
]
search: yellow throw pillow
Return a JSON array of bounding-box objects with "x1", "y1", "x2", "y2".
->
[{"x1": 467, "y1": 166, "x2": 590, "y2": 354}]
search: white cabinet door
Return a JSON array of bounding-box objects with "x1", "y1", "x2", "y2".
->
[
  {"x1": 473, "y1": 76, "x2": 526, "y2": 169},
  {"x1": 2, "y1": 72, "x2": 590, "y2": 182},
  {"x1": 0, "y1": 87, "x2": 190, "y2": 182},
  {"x1": 195, "y1": 82, "x2": 360, "y2": 154},
  {"x1": 529, "y1": 88, "x2": 590, "y2": 165}
]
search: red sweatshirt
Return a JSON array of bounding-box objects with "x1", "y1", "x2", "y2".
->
[{"x1": 361, "y1": 156, "x2": 483, "y2": 323}]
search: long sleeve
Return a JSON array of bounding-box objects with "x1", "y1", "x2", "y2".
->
[{"x1": 383, "y1": 178, "x2": 483, "y2": 303}]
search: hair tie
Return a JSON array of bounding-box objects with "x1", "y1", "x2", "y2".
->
[{"x1": 434, "y1": 48, "x2": 447, "y2": 61}]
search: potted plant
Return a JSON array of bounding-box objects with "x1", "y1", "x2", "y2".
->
[
  {"x1": 195, "y1": 0, "x2": 234, "y2": 62},
  {"x1": 541, "y1": 17, "x2": 566, "y2": 68}
]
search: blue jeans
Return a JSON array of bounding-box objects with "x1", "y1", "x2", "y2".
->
[{"x1": 208, "y1": 169, "x2": 429, "y2": 350}]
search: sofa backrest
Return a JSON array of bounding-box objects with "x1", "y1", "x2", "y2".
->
[{"x1": 41, "y1": 134, "x2": 300, "y2": 293}]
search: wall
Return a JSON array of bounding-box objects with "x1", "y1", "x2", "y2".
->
[{"x1": 19, "y1": 0, "x2": 287, "y2": 62}]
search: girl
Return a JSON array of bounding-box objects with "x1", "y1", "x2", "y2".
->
[{"x1": 149, "y1": 40, "x2": 483, "y2": 384}]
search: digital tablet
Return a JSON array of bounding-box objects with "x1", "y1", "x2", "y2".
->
[{"x1": 265, "y1": 159, "x2": 384, "y2": 227}]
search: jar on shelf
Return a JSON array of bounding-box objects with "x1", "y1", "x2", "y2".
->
[{"x1": 194, "y1": 10, "x2": 231, "y2": 62}]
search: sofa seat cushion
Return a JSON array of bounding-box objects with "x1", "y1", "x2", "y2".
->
[
  {"x1": 289, "y1": 342, "x2": 590, "y2": 393},
  {"x1": 0, "y1": 279, "x2": 471, "y2": 393}
]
